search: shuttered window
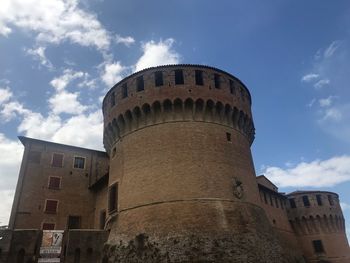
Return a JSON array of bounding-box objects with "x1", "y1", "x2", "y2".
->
[
  {"x1": 48, "y1": 177, "x2": 61, "y2": 189},
  {"x1": 52, "y1": 153, "x2": 64, "y2": 167},
  {"x1": 45, "y1": 200, "x2": 58, "y2": 214}
]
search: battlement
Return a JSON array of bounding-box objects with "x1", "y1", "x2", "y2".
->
[
  {"x1": 102, "y1": 65, "x2": 255, "y2": 154},
  {"x1": 286, "y1": 191, "x2": 346, "y2": 235}
]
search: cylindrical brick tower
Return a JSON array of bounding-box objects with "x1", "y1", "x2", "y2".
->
[
  {"x1": 287, "y1": 191, "x2": 350, "y2": 263},
  {"x1": 102, "y1": 65, "x2": 287, "y2": 262}
]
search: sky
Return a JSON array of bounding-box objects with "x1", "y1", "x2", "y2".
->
[{"x1": 0, "y1": 0, "x2": 349, "y2": 240}]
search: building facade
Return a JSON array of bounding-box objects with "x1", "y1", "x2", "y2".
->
[{"x1": 1, "y1": 65, "x2": 349, "y2": 263}]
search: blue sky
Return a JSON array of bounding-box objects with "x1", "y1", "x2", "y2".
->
[{"x1": 0, "y1": 0, "x2": 349, "y2": 239}]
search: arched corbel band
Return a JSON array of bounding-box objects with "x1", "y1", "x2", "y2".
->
[{"x1": 103, "y1": 97, "x2": 255, "y2": 154}]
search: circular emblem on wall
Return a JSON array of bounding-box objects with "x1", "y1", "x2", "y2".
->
[{"x1": 233, "y1": 177, "x2": 244, "y2": 199}]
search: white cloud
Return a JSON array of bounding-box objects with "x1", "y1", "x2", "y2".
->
[
  {"x1": 0, "y1": 0, "x2": 111, "y2": 50},
  {"x1": 0, "y1": 190, "x2": 15, "y2": 226},
  {"x1": 0, "y1": 134, "x2": 23, "y2": 226},
  {"x1": 314, "y1": 79, "x2": 330, "y2": 89},
  {"x1": 1, "y1": 101, "x2": 30, "y2": 122},
  {"x1": 115, "y1": 34, "x2": 135, "y2": 47},
  {"x1": 319, "y1": 96, "x2": 335, "y2": 108},
  {"x1": 52, "y1": 110, "x2": 103, "y2": 150},
  {"x1": 135, "y1": 38, "x2": 181, "y2": 72},
  {"x1": 101, "y1": 61, "x2": 127, "y2": 87},
  {"x1": 24, "y1": 46, "x2": 53, "y2": 69},
  {"x1": 50, "y1": 69, "x2": 86, "y2": 91},
  {"x1": 0, "y1": 134, "x2": 23, "y2": 191},
  {"x1": 0, "y1": 87, "x2": 12, "y2": 105},
  {"x1": 340, "y1": 202, "x2": 350, "y2": 211},
  {"x1": 301, "y1": 73, "x2": 319, "y2": 82},
  {"x1": 49, "y1": 90, "x2": 88, "y2": 115},
  {"x1": 263, "y1": 155, "x2": 350, "y2": 188},
  {"x1": 324, "y1": 40, "x2": 342, "y2": 58}
]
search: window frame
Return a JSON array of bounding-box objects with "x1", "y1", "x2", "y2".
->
[
  {"x1": 44, "y1": 199, "x2": 59, "y2": 214},
  {"x1": 195, "y1": 70, "x2": 204, "y2": 86},
  {"x1": 136, "y1": 75, "x2": 144, "y2": 92},
  {"x1": 302, "y1": 195, "x2": 310, "y2": 207},
  {"x1": 154, "y1": 71, "x2": 163, "y2": 87},
  {"x1": 73, "y1": 156, "x2": 86, "y2": 170},
  {"x1": 316, "y1": 194, "x2": 323, "y2": 206},
  {"x1": 121, "y1": 83, "x2": 128, "y2": 98},
  {"x1": 48, "y1": 176, "x2": 61, "y2": 190},
  {"x1": 289, "y1": 198, "x2": 297, "y2": 208},
  {"x1": 174, "y1": 69, "x2": 184, "y2": 85},
  {"x1": 312, "y1": 239, "x2": 325, "y2": 253},
  {"x1": 214, "y1": 74, "x2": 221, "y2": 89},
  {"x1": 108, "y1": 182, "x2": 118, "y2": 214},
  {"x1": 51, "y1": 153, "x2": 64, "y2": 168}
]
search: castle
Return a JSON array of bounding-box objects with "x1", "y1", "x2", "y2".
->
[{"x1": 0, "y1": 65, "x2": 349, "y2": 263}]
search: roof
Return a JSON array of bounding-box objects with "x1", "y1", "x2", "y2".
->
[
  {"x1": 102, "y1": 64, "x2": 252, "y2": 106},
  {"x1": 256, "y1": 175, "x2": 278, "y2": 191},
  {"x1": 287, "y1": 190, "x2": 339, "y2": 198},
  {"x1": 18, "y1": 136, "x2": 108, "y2": 155}
]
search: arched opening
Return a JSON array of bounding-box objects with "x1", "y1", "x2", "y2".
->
[
  {"x1": 184, "y1": 98, "x2": 194, "y2": 120},
  {"x1": 163, "y1": 99, "x2": 172, "y2": 121},
  {"x1": 231, "y1": 107, "x2": 238, "y2": 127},
  {"x1": 124, "y1": 110, "x2": 133, "y2": 132},
  {"x1": 74, "y1": 248, "x2": 80, "y2": 263},
  {"x1": 205, "y1": 100, "x2": 214, "y2": 122},
  {"x1": 133, "y1": 106, "x2": 141, "y2": 129},
  {"x1": 173, "y1": 98, "x2": 183, "y2": 120},
  {"x1": 152, "y1": 101, "x2": 162, "y2": 123},
  {"x1": 142, "y1": 103, "x2": 151, "y2": 125},
  {"x1": 117, "y1": 114, "x2": 125, "y2": 136},
  {"x1": 194, "y1": 99, "x2": 204, "y2": 121},
  {"x1": 214, "y1": 101, "x2": 223, "y2": 123}
]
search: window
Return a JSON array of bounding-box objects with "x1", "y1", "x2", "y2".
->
[
  {"x1": 175, "y1": 69, "x2": 184, "y2": 85},
  {"x1": 67, "y1": 216, "x2": 81, "y2": 229},
  {"x1": 214, "y1": 74, "x2": 220, "y2": 89},
  {"x1": 328, "y1": 195, "x2": 334, "y2": 206},
  {"x1": 42, "y1": 223, "x2": 55, "y2": 230},
  {"x1": 240, "y1": 87, "x2": 245, "y2": 101},
  {"x1": 289, "y1": 198, "x2": 296, "y2": 208},
  {"x1": 122, "y1": 83, "x2": 128, "y2": 98},
  {"x1": 136, "y1": 76, "x2": 144, "y2": 91},
  {"x1": 48, "y1": 177, "x2": 61, "y2": 190},
  {"x1": 226, "y1": 132, "x2": 231, "y2": 142},
  {"x1": 155, "y1": 71, "x2": 163, "y2": 86},
  {"x1": 52, "y1": 153, "x2": 64, "y2": 167},
  {"x1": 195, "y1": 70, "x2": 203, "y2": 85},
  {"x1": 263, "y1": 192, "x2": 267, "y2": 204},
  {"x1": 316, "y1": 195, "x2": 323, "y2": 206},
  {"x1": 100, "y1": 210, "x2": 106, "y2": 230},
  {"x1": 229, "y1": 79, "x2": 235, "y2": 94},
  {"x1": 73, "y1": 157, "x2": 85, "y2": 169},
  {"x1": 108, "y1": 183, "x2": 118, "y2": 213},
  {"x1": 28, "y1": 151, "x2": 41, "y2": 163},
  {"x1": 269, "y1": 194, "x2": 273, "y2": 206},
  {"x1": 110, "y1": 92, "x2": 116, "y2": 107},
  {"x1": 45, "y1": 200, "x2": 58, "y2": 214},
  {"x1": 302, "y1": 195, "x2": 310, "y2": 207},
  {"x1": 312, "y1": 240, "x2": 325, "y2": 253}
]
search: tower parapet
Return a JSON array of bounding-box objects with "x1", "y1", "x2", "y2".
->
[
  {"x1": 287, "y1": 191, "x2": 350, "y2": 262},
  {"x1": 102, "y1": 65, "x2": 255, "y2": 155}
]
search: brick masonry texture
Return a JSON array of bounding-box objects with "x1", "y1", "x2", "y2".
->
[{"x1": 1, "y1": 65, "x2": 349, "y2": 263}]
